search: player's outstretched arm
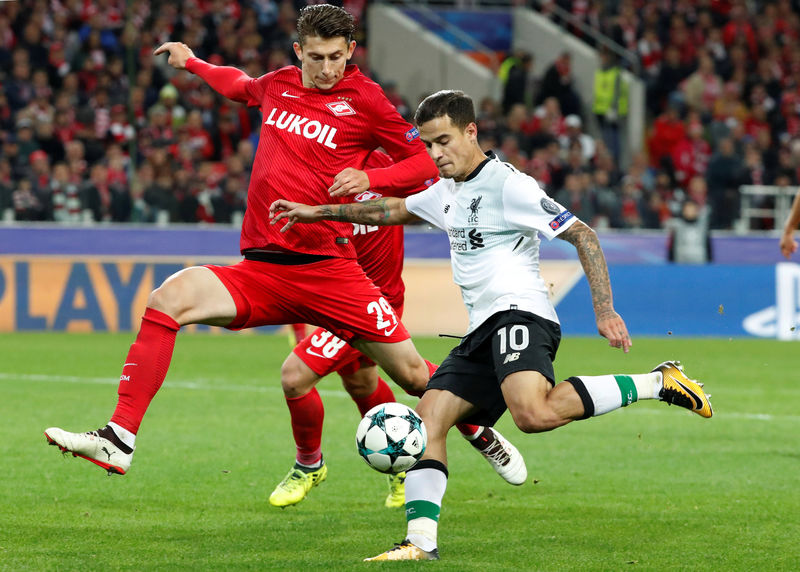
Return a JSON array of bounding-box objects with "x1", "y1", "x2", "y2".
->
[
  {"x1": 558, "y1": 220, "x2": 632, "y2": 353},
  {"x1": 154, "y1": 42, "x2": 252, "y2": 103},
  {"x1": 780, "y1": 189, "x2": 800, "y2": 259},
  {"x1": 270, "y1": 197, "x2": 418, "y2": 232}
]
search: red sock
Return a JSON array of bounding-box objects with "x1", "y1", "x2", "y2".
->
[
  {"x1": 456, "y1": 423, "x2": 482, "y2": 438},
  {"x1": 286, "y1": 388, "x2": 324, "y2": 466},
  {"x1": 352, "y1": 377, "x2": 397, "y2": 417},
  {"x1": 110, "y1": 308, "x2": 180, "y2": 434}
]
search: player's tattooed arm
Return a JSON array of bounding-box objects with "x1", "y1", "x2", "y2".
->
[
  {"x1": 558, "y1": 220, "x2": 632, "y2": 352},
  {"x1": 321, "y1": 198, "x2": 412, "y2": 225},
  {"x1": 269, "y1": 197, "x2": 419, "y2": 232}
]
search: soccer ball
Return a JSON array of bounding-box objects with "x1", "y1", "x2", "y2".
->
[{"x1": 355, "y1": 402, "x2": 427, "y2": 474}]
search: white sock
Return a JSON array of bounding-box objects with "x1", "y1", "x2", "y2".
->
[
  {"x1": 107, "y1": 421, "x2": 136, "y2": 449},
  {"x1": 568, "y1": 372, "x2": 660, "y2": 417},
  {"x1": 405, "y1": 461, "x2": 448, "y2": 552}
]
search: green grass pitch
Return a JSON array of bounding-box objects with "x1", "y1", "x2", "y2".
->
[{"x1": 1, "y1": 332, "x2": 798, "y2": 570}]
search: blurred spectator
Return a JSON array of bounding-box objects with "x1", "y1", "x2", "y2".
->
[
  {"x1": 83, "y1": 163, "x2": 131, "y2": 222},
  {"x1": 648, "y1": 102, "x2": 686, "y2": 169},
  {"x1": 536, "y1": 51, "x2": 582, "y2": 117},
  {"x1": 593, "y1": 48, "x2": 628, "y2": 162},
  {"x1": 159, "y1": 83, "x2": 187, "y2": 129},
  {"x1": 651, "y1": 45, "x2": 690, "y2": 115},
  {"x1": 108, "y1": 104, "x2": 136, "y2": 145},
  {"x1": 682, "y1": 50, "x2": 723, "y2": 117},
  {"x1": 671, "y1": 118, "x2": 711, "y2": 186},
  {"x1": 667, "y1": 199, "x2": 712, "y2": 263},
  {"x1": 555, "y1": 171, "x2": 595, "y2": 224},
  {"x1": 49, "y1": 162, "x2": 83, "y2": 223},
  {"x1": 559, "y1": 114, "x2": 595, "y2": 162},
  {"x1": 501, "y1": 51, "x2": 534, "y2": 114},
  {"x1": 706, "y1": 138, "x2": 743, "y2": 229},
  {"x1": 12, "y1": 177, "x2": 46, "y2": 221},
  {"x1": 589, "y1": 168, "x2": 622, "y2": 229}
]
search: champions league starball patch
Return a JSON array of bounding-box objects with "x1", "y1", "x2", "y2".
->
[{"x1": 540, "y1": 197, "x2": 561, "y2": 215}]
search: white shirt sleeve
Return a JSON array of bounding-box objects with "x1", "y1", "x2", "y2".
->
[
  {"x1": 405, "y1": 181, "x2": 447, "y2": 230},
  {"x1": 502, "y1": 172, "x2": 579, "y2": 240}
]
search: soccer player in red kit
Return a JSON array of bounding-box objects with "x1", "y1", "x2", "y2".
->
[
  {"x1": 270, "y1": 150, "x2": 526, "y2": 509},
  {"x1": 43, "y1": 5, "x2": 449, "y2": 477}
]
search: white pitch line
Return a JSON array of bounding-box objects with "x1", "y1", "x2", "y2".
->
[
  {"x1": 0, "y1": 372, "x2": 353, "y2": 399},
  {"x1": 2, "y1": 372, "x2": 795, "y2": 422}
]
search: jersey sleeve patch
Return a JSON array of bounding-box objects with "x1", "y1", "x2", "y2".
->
[
  {"x1": 404, "y1": 127, "x2": 420, "y2": 142},
  {"x1": 549, "y1": 211, "x2": 574, "y2": 230},
  {"x1": 540, "y1": 197, "x2": 561, "y2": 215}
]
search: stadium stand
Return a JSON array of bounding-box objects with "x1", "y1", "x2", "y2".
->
[{"x1": 1, "y1": 0, "x2": 798, "y2": 233}]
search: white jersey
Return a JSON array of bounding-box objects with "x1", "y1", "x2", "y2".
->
[{"x1": 405, "y1": 153, "x2": 578, "y2": 334}]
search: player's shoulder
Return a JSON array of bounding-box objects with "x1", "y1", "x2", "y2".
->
[
  {"x1": 268, "y1": 65, "x2": 302, "y2": 83},
  {"x1": 339, "y1": 66, "x2": 388, "y2": 100}
]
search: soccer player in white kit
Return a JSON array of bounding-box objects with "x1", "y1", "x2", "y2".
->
[{"x1": 270, "y1": 90, "x2": 713, "y2": 561}]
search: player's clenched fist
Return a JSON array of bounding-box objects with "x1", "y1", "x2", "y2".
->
[{"x1": 153, "y1": 42, "x2": 195, "y2": 70}]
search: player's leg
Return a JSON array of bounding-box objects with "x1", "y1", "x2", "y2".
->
[
  {"x1": 365, "y1": 388, "x2": 475, "y2": 562},
  {"x1": 502, "y1": 362, "x2": 712, "y2": 433},
  {"x1": 352, "y1": 338, "x2": 430, "y2": 395},
  {"x1": 45, "y1": 266, "x2": 237, "y2": 474},
  {"x1": 269, "y1": 351, "x2": 328, "y2": 508}
]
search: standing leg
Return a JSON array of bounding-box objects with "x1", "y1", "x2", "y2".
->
[
  {"x1": 45, "y1": 266, "x2": 237, "y2": 474},
  {"x1": 365, "y1": 389, "x2": 476, "y2": 561},
  {"x1": 269, "y1": 352, "x2": 328, "y2": 507}
]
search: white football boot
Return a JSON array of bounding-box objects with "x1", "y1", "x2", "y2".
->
[{"x1": 45, "y1": 426, "x2": 134, "y2": 475}]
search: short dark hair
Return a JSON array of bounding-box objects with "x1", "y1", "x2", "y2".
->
[
  {"x1": 296, "y1": 4, "x2": 355, "y2": 46},
  {"x1": 414, "y1": 90, "x2": 476, "y2": 130}
]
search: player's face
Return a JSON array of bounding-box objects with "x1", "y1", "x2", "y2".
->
[
  {"x1": 293, "y1": 36, "x2": 356, "y2": 90},
  {"x1": 418, "y1": 116, "x2": 480, "y2": 182}
]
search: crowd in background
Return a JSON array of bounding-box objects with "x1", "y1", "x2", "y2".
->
[{"x1": 0, "y1": 0, "x2": 798, "y2": 247}]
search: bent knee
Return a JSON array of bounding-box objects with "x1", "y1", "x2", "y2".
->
[
  {"x1": 510, "y1": 409, "x2": 565, "y2": 434},
  {"x1": 395, "y1": 359, "x2": 429, "y2": 393},
  {"x1": 280, "y1": 358, "x2": 316, "y2": 398}
]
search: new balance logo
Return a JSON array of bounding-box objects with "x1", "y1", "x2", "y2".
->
[
  {"x1": 469, "y1": 228, "x2": 484, "y2": 249},
  {"x1": 503, "y1": 352, "x2": 520, "y2": 364}
]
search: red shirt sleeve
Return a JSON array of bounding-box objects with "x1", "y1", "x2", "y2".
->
[
  {"x1": 185, "y1": 57, "x2": 266, "y2": 106},
  {"x1": 362, "y1": 88, "x2": 438, "y2": 192},
  {"x1": 365, "y1": 149, "x2": 438, "y2": 197}
]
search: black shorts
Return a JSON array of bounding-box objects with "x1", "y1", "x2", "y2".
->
[{"x1": 427, "y1": 310, "x2": 561, "y2": 427}]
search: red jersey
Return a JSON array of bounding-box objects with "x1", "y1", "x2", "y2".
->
[
  {"x1": 351, "y1": 150, "x2": 434, "y2": 309},
  {"x1": 185, "y1": 60, "x2": 437, "y2": 257}
]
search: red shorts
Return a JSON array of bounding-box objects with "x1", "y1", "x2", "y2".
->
[
  {"x1": 206, "y1": 258, "x2": 409, "y2": 344},
  {"x1": 294, "y1": 304, "x2": 405, "y2": 377}
]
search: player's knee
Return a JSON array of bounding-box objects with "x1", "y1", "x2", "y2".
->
[
  {"x1": 280, "y1": 358, "x2": 315, "y2": 398},
  {"x1": 396, "y1": 358, "x2": 429, "y2": 393},
  {"x1": 146, "y1": 274, "x2": 191, "y2": 319},
  {"x1": 510, "y1": 409, "x2": 560, "y2": 434}
]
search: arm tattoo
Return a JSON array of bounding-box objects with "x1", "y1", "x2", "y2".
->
[
  {"x1": 321, "y1": 198, "x2": 393, "y2": 225},
  {"x1": 560, "y1": 223, "x2": 616, "y2": 320}
]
